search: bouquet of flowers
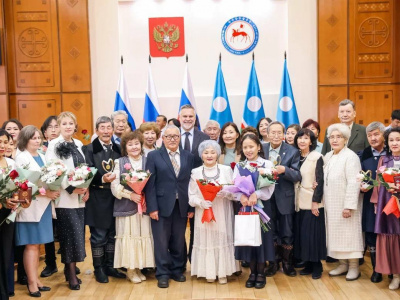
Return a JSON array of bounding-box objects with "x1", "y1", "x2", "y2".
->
[
  {"x1": 0, "y1": 168, "x2": 20, "y2": 201},
  {"x1": 257, "y1": 167, "x2": 279, "y2": 189},
  {"x1": 377, "y1": 166, "x2": 400, "y2": 218},
  {"x1": 67, "y1": 164, "x2": 97, "y2": 202},
  {"x1": 196, "y1": 179, "x2": 222, "y2": 223},
  {"x1": 121, "y1": 163, "x2": 151, "y2": 215},
  {"x1": 356, "y1": 170, "x2": 378, "y2": 191},
  {"x1": 40, "y1": 160, "x2": 68, "y2": 205},
  {"x1": 16, "y1": 163, "x2": 42, "y2": 186}
]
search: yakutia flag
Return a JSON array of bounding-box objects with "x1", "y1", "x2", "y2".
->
[
  {"x1": 179, "y1": 63, "x2": 201, "y2": 130},
  {"x1": 143, "y1": 65, "x2": 160, "y2": 122},
  {"x1": 210, "y1": 61, "x2": 233, "y2": 127},
  {"x1": 242, "y1": 61, "x2": 265, "y2": 129},
  {"x1": 114, "y1": 65, "x2": 136, "y2": 129}
]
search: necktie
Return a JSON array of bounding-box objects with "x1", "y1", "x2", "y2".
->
[
  {"x1": 169, "y1": 151, "x2": 180, "y2": 177},
  {"x1": 115, "y1": 137, "x2": 121, "y2": 144},
  {"x1": 104, "y1": 144, "x2": 112, "y2": 152},
  {"x1": 184, "y1": 132, "x2": 191, "y2": 152}
]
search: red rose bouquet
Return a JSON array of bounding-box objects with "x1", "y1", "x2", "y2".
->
[{"x1": 196, "y1": 179, "x2": 222, "y2": 223}]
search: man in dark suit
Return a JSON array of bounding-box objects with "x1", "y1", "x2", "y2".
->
[
  {"x1": 178, "y1": 104, "x2": 209, "y2": 261},
  {"x1": 145, "y1": 125, "x2": 195, "y2": 288},
  {"x1": 321, "y1": 99, "x2": 369, "y2": 155},
  {"x1": 83, "y1": 116, "x2": 126, "y2": 283},
  {"x1": 263, "y1": 121, "x2": 302, "y2": 277}
]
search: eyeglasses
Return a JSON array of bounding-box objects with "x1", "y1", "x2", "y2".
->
[
  {"x1": 328, "y1": 135, "x2": 344, "y2": 140},
  {"x1": 164, "y1": 135, "x2": 180, "y2": 141}
]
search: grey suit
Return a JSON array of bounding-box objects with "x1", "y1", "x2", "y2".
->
[{"x1": 321, "y1": 123, "x2": 369, "y2": 155}]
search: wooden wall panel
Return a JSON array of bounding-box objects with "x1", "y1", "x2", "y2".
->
[
  {"x1": 4, "y1": 0, "x2": 60, "y2": 94},
  {"x1": 318, "y1": 0, "x2": 348, "y2": 85},
  {"x1": 0, "y1": 95, "x2": 8, "y2": 122},
  {"x1": 318, "y1": 86, "x2": 348, "y2": 139},
  {"x1": 9, "y1": 94, "x2": 61, "y2": 127},
  {"x1": 58, "y1": 0, "x2": 91, "y2": 92},
  {"x1": 0, "y1": 0, "x2": 8, "y2": 121},
  {"x1": 62, "y1": 93, "x2": 92, "y2": 144}
]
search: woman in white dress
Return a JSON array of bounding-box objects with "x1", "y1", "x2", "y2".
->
[
  {"x1": 189, "y1": 140, "x2": 239, "y2": 284},
  {"x1": 111, "y1": 130, "x2": 155, "y2": 283},
  {"x1": 324, "y1": 123, "x2": 363, "y2": 281}
]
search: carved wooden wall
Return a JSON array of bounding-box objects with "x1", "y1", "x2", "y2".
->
[
  {"x1": 318, "y1": 0, "x2": 400, "y2": 138},
  {"x1": 2, "y1": 0, "x2": 92, "y2": 142}
]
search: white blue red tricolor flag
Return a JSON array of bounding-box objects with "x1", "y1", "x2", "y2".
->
[
  {"x1": 143, "y1": 65, "x2": 161, "y2": 122},
  {"x1": 114, "y1": 65, "x2": 136, "y2": 129},
  {"x1": 179, "y1": 63, "x2": 201, "y2": 130}
]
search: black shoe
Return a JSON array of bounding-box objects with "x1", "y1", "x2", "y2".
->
[
  {"x1": 241, "y1": 261, "x2": 250, "y2": 268},
  {"x1": 38, "y1": 286, "x2": 51, "y2": 292},
  {"x1": 171, "y1": 273, "x2": 186, "y2": 282},
  {"x1": 40, "y1": 265, "x2": 58, "y2": 278},
  {"x1": 311, "y1": 262, "x2": 323, "y2": 280},
  {"x1": 26, "y1": 283, "x2": 41, "y2": 298},
  {"x1": 326, "y1": 256, "x2": 338, "y2": 263},
  {"x1": 157, "y1": 278, "x2": 169, "y2": 288},
  {"x1": 389, "y1": 274, "x2": 393, "y2": 279},
  {"x1": 282, "y1": 246, "x2": 297, "y2": 277},
  {"x1": 64, "y1": 269, "x2": 82, "y2": 284},
  {"x1": 265, "y1": 262, "x2": 279, "y2": 277},
  {"x1": 68, "y1": 282, "x2": 80, "y2": 290},
  {"x1": 294, "y1": 260, "x2": 306, "y2": 269},
  {"x1": 254, "y1": 274, "x2": 266, "y2": 289},
  {"x1": 8, "y1": 292, "x2": 15, "y2": 297},
  {"x1": 233, "y1": 271, "x2": 242, "y2": 276},
  {"x1": 312, "y1": 272, "x2": 322, "y2": 280},
  {"x1": 75, "y1": 266, "x2": 81, "y2": 275},
  {"x1": 105, "y1": 267, "x2": 126, "y2": 279},
  {"x1": 300, "y1": 263, "x2": 313, "y2": 276},
  {"x1": 359, "y1": 257, "x2": 365, "y2": 266},
  {"x1": 57, "y1": 248, "x2": 61, "y2": 254},
  {"x1": 94, "y1": 267, "x2": 109, "y2": 283},
  {"x1": 245, "y1": 273, "x2": 256, "y2": 288},
  {"x1": 283, "y1": 262, "x2": 297, "y2": 277},
  {"x1": 371, "y1": 271, "x2": 382, "y2": 283},
  {"x1": 18, "y1": 275, "x2": 28, "y2": 285}
]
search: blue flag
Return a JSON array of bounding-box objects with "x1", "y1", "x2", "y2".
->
[
  {"x1": 210, "y1": 62, "x2": 233, "y2": 127},
  {"x1": 276, "y1": 59, "x2": 299, "y2": 128},
  {"x1": 179, "y1": 63, "x2": 201, "y2": 130},
  {"x1": 242, "y1": 61, "x2": 265, "y2": 129},
  {"x1": 114, "y1": 65, "x2": 136, "y2": 129}
]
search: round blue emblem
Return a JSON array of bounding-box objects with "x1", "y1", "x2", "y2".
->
[{"x1": 221, "y1": 17, "x2": 259, "y2": 55}]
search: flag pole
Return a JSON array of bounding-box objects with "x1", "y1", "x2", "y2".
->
[
  {"x1": 121, "y1": 55, "x2": 123, "y2": 65},
  {"x1": 219, "y1": 52, "x2": 221, "y2": 62},
  {"x1": 252, "y1": 52, "x2": 255, "y2": 61},
  {"x1": 186, "y1": 53, "x2": 188, "y2": 63},
  {"x1": 149, "y1": 55, "x2": 151, "y2": 64},
  {"x1": 284, "y1": 51, "x2": 287, "y2": 60}
]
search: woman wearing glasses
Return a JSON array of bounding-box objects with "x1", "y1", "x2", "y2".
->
[{"x1": 323, "y1": 123, "x2": 363, "y2": 281}]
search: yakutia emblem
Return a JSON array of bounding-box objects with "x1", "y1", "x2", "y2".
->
[{"x1": 149, "y1": 17, "x2": 185, "y2": 58}]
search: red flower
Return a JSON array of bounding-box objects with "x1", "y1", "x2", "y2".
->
[
  {"x1": 250, "y1": 163, "x2": 258, "y2": 167},
  {"x1": 208, "y1": 182, "x2": 216, "y2": 186},
  {"x1": 9, "y1": 170, "x2": 19, "y2": 180},
  {"x1": 20, "y1": 182, "x2": 29, "y2": 191},
  {"x1": 82, "y1": 129, "x2": 88, "y2": 135},
  {"x1": 230, "y1": 162, "x2": 236, "y2": 170}
]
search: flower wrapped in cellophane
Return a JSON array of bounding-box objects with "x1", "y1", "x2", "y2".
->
[
  {"x1": 196, "y1": 179, "x2": 222, "y2": 223},
  {"x1": 40, "y1": 160, "x2": 68, "y2": 205},
  {"x1": 377, "y1": 166, "x2": 400, "y2": 218},
  {"x1": 356, "y1": 170, "x2": 378, "y2": 191},
  {"x1": 67, "y1": 164, "x2": 97, "y2": 202}
]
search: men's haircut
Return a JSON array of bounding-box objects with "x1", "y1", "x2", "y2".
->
[
  {"x1": 96, "y1": 116, "x2": 113, "y2": 130},
  {"x1": 40, "y1": 116, "x2": 58, "y2": 137},
  {"x1": 179, "y1": 104, "x2": 195, "y2": 112},
  {"x1": 339, "y1": 99, "x2": 355, "y2": 109},
  {"x1": 162, "y1": 124, "x2": 179, "y2": 136},
  {"x1": 267, "y1": 121, "x2": 285, "y2": 133},
  {"x1": 204, "y1": 120, "x2": 220, "y2": 129},
  {"x1": 366, "y1": 121, "x2": 385, "y2": 134},
  {"x1": 391, "y1": 109, "x2": 400, "y2": 121},
  {"x1": 168, "y1": 118, "x2": 181, "y2": 128},
  {"x1": 110, "y1": 110, "x2": 128, "y2": 122},
  {"x1": 157, "y1": 115, "x2": 167, "y2": 122}
]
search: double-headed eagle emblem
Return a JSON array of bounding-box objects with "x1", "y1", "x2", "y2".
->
[{"x1": 153, "y1": 22, "x2": 180, "y2": 53}]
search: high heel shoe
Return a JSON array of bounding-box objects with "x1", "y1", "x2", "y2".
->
[
  {"x1": 68, "y1": 281, "x2": 80, "y2": 291},
  {"x1": 64, "y1": 269, "x2": 82, "y2": 284},
  {"x1": 26, "y1": 283, "x2": 41, "y2": 297},
  {"x1": 38, "y1": 286, "x2": 51, "y2": 292}
]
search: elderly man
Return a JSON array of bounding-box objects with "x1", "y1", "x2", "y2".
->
[
  {"x1": 358, "y1": 122, "x2": 386, "y2": 283},
  {"x1": 83, "y1": 116, "x2": 125, "y2": 283},
  {"x1": 204, "y1": 120, "x2": 221, "y2": 141},
  {"x1": 179, "y1": 104, "x2": 209, "y2": 261},
  {"x1": 145, "y1": 125, "x2": 195, "y2": 288},
  {"x1": 110, "y1": 110, "x2": 129, "y2": 145},
  {"x1": 263, "y1": 121, "x2": 302, "y2": 277},
  {"x1": 322, "y1": 99, "x2": 369, "y2": 155}
]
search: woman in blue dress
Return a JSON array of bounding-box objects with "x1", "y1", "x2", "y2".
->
[{"x1": 15, "y1": 125, "x2": 60, "y2": 297}]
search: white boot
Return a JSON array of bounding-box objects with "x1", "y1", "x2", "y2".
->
[
  {"x1": 346, "y1": 259, "x2": 360, "y2": 281},
  {"x1": 127, "y1": 268, "x2": 141, "y2": 283},
  {"x1": 389, "y1": 274, "x2": 400, "y2": 290},
  {"x1": 137, "y1": 269, "x2": 146, "y2": 281},
  {"x1": 218, "y1": 277, "x2": 227, "y2": 284},
  {"x1": 329, "y1": 259, "x2": 348, "y2": 276}
]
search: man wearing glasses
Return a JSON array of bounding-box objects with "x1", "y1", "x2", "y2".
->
[
  {"x1": 145, "y1": 125, "x2": 195, "y2": 288},
  {"x1": 263, "y1": 121, "x2": 302, "y2": 277}
]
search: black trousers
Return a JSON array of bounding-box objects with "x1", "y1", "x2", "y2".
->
[
  {"x1": 151, "y1": 201, "x2": 187, "y2": 279},
  {"x1": 0, "y1": 210, "x2": 15, "y2": 300},
  {"x1": 365, "y1": 232, "x2": 377, "y2": 248},
  {"x1": 89, "y1": 221, "x2": 116, "y2": 248},
  {"x1": 270, "y1": 195, "x2": 294, "y2": 246},
  {"x1": 44, "y1": 218, "x2": 57, "y2": 267}
]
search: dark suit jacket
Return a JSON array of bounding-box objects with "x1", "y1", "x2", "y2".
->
[
  {"x1": 145, "y1": 146, "x2": 194, "y2": 218},
  {"x1": 262, "y1": 142, "x2": 302, "y2": 215},
  {"x1": 321, "y1": 123, "x2": 369, "y2": 155},
  {"x1": 182, "y1": 128, "x2": 209, "y2": 168},
  {"x1": 82, "y1": 138, "x2": 121, "y2": 229}
]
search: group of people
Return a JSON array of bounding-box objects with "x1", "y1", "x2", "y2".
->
[{"x1": 0, "y1": 99, "x2": 399, "y2": 299}]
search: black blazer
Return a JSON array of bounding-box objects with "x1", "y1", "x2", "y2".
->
[
  {"x1": 82, "y1": 138, "x2": 121, "y2": 229},
  {"x1": 145, "y1": 146, "x2": 194, "y2": 218},
  {"x1": 262, "y1": 142, "x2": 302, "y2": 215},
  {"x1": 182, "y1": 128, "x2": 209, "y2": 168},
  {"x1": 321, "y1": 123, "x2": 369, "y2": 155}
]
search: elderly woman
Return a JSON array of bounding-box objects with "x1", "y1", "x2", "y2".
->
[
  {"x1": 302, "y1": 119, "x2": 323, "y2": 153},
  {"x1": 2, "y1": 119, "x2": 23, "y2": 159},
  {"x1": 45, "y1": 112, "x2": 89, "y2": 290},
  {"x1": 111, "y1": 131, "x2": 154, "y2": 284},
  {"x1": 139, "y1": 122, "x2": 160, "y2": 157},
  {"x1": 188, "y1": 140, "x2": 239, "y2": 284},
  {"x1": 293, "y1": 129, "x2": 326, "y2": 279},
  {"x1": 15, "y1": 126, "x2": 60, "y2": 296},
  {"x1": 324, "y1": 123, "x2": 363, "y2": 281},
  {"x1": 372, "y1": 127, "x2": 400, "y2": 290},
  {"x1": 218, "y1": 122, "x2": 241, "y2": 167}
]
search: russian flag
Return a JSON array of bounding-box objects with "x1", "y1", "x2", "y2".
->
[
  {"x1": 114, "y1": 65, "x2": 136, "y2": 129},
  {"x1": 143, "y1": 65, "x2": 161, "y2": 122},
  {"x1": 210, "y1": 61, "x2": 233, "y2": 127},
  {"x1": 179, "y1": 63, "x2": 201, "y2": 130},
  {"x1": 276, "y1": 58, "x2": 299, "y2": 128},
  {"x1": 242, "y1": 61, "x2": 265, "y2": 129}
]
